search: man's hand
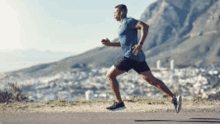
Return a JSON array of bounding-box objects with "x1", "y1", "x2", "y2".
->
[
  {"x1": 132, "y1": 44, "x2": 142, "y2": 56},
  {"x1": 101, "y1": 38, "x2": 111, "y2": 46}
]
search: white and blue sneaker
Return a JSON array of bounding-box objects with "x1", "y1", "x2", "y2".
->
[
  {"x1": 172, "y1": 95, "x2": 182, "y2": 113},
  {"x1": 106, "y1": 101, "x2": 126, "y2": 112}
]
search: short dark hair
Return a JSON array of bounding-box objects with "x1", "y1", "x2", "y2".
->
[{"x1": 115, "y1": 4, "x2": 127, "y2": 13}]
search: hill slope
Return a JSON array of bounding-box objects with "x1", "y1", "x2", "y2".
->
[
  {"x1": 140, "y1": 0, "x2": 220, "y2": 67},
  {"x1": 6, "y1": 0, "x2": 220, "y2": 78}
]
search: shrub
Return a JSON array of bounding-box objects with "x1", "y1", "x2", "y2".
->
[
  {"x1": 0, "y1": 89, "x2": 13, "y2": 103},
  {"x1": 0, "y1": 82, "x2": 29, "y2": 103}
]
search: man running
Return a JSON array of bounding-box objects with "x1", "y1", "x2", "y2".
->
[{"x1": 101, "y1": 4, "x2": 182, "y2": 113}]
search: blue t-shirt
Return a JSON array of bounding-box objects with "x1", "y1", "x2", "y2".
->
[{"x1": 118, "y1": 17, "x2": 146, "y2": 62}]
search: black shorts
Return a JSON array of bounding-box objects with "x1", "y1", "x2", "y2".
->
[{"x1": 114, "y1": 57, "x2": 151, "y2": 74}]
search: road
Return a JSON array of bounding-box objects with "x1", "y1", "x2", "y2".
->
[{"x1": 0, "y1": 111, "x2": 220, "y2": 124}]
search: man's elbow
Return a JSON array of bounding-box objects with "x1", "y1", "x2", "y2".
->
[
  {"x1": 144, "y1": 23, "x2": 149, "y2": 30},
  {"x1": 142, "y1": 23, "x2": 149, "y2": 32}
]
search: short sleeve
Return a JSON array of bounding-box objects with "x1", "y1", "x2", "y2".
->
[{"x1": 127, "y1": 18, "x2": 138, "y2": 29}]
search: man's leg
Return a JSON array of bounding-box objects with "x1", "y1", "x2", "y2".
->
[
  {"x1": 139, "y1": 71, "x2": 174, "y2": 98},
  {"x1": 106, "y1": 65, "x2": 126, "y2": 103},
  {"x1": 139, "y1": 71, "x2": 182, "y2": 113}
]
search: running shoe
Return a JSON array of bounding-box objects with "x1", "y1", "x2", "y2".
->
[
  {"x1": 172, "y1": 95, "x2": 182, "y2": 113},
  {"x1": 106, "y1": 101, "x2": 126, "y2": 112}
]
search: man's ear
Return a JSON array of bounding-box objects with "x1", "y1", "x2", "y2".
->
[{"x1": 120, "y1": 11, "x2": 124, "y2": 16}]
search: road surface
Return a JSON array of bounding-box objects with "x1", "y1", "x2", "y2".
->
[{"x1": 0, "y1": 111, "x2": 220, "y2": 124}]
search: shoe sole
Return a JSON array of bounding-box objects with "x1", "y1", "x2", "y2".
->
[
  {"x1": 176, "y1": 95, "x2": 182, "y2": 113},
  {"x1": 107, "y1": 107, "x2": 126, "y2": 112}
]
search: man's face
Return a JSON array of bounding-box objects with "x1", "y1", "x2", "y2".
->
[{"x1": 114, "y1": 8, "x2": 121, "y2": 21}]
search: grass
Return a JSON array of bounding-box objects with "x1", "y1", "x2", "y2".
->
[{"x1": 0, "y1": 97, "x2": 219, "y2": 114}]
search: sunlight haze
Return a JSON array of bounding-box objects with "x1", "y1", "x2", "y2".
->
[
  {"x1": 0, "y1": 0, "x2": 22, "y2": 50},
  {"x1": 1, "y1": 0, "x2": 156, "y2": 54}
]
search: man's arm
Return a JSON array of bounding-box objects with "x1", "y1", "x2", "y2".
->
[
  {"x1": 110, "y1": 42, "x2": 121, "y2": 47},
  {"x1": 134, "y1": 21, "x2": 149, "y2": 46},
  {"x1": 101, "y1": 38, "x2": 121, "y2": 47}
]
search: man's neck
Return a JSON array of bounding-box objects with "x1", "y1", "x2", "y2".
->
[{"x1": 120, "y1": 16, "x2": 127, "y2": 22}]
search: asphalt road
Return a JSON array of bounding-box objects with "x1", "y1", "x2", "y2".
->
[{"x1": 0, "y1": 111, "x2": 220, "y2": 124}]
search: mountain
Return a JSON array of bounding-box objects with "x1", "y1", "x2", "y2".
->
[
  {"x1": 5, "y1": 0, "x2": 220, "y2": 78},
  {"x1": 139, "y1": 0, "x2": 220, "y2": 67}
]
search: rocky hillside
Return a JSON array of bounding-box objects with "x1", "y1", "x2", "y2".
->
[
  {"x1": 5, "y1": 0, "x2": 220, "y2": 78},
  {"x1": 140, "y1": 0, "x2": 220, "y2": 67}
]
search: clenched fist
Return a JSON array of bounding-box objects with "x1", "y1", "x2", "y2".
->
[
  {"x1": 101, "y1": 38, "x2": 111, "y2": 46},
  {"x1": 132, "y1": 44, "x2": 142, "y2": 56}
]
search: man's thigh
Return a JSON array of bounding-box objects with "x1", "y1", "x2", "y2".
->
[
  {"x1": 139, "y1": 70, "x2": 155, "y2": 81},
  {"x1": 113, "y1": 57, "x2": 133, "y2": 73},
  {"x1": 133, "y1": 61, "x2": 151, "y2": 74},
  {"x1": 107, "y1": 65, "x2": 126, "y2": 77}
]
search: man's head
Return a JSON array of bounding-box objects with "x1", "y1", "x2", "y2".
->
[{"x1": 114, "y1": 4, "x2": 127, "y2": 22}]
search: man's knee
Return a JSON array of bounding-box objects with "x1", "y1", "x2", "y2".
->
[
  {"x1": 106, "y1": 72, "x2": 115, "y2": 80},
  {"x1": 142, "y1": 76, "x2": 157, "y2": 85},
  {"x1": 148, "y1": 78, "x2": 157, "y2": 86},
  {"x1": 106, "y1": 73, "x2": 110, "y2": 79},
  {"x1": 149, "y1": 78, "x2": 165, "y2": 88}
]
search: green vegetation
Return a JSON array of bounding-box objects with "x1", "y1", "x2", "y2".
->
[{"x1": 0, "y1": 82, "x2": 29, "y2": 103}]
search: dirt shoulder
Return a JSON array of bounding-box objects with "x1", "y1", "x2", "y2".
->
[{"x1": 0, "y1": 98, "x2": 219, "y2": 114}]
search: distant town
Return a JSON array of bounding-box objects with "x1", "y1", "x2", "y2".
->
[{"x1": 0, "y1": 60, "x2": 219, "y2": 103}]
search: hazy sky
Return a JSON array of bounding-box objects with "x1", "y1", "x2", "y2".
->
[{"x1": 1, "y1": 0, "x2": 156, "y2": 54}]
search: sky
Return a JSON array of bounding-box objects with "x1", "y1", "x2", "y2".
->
[{"x1": 0, "y1": 0, "x2": 156, "y2": 54}]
